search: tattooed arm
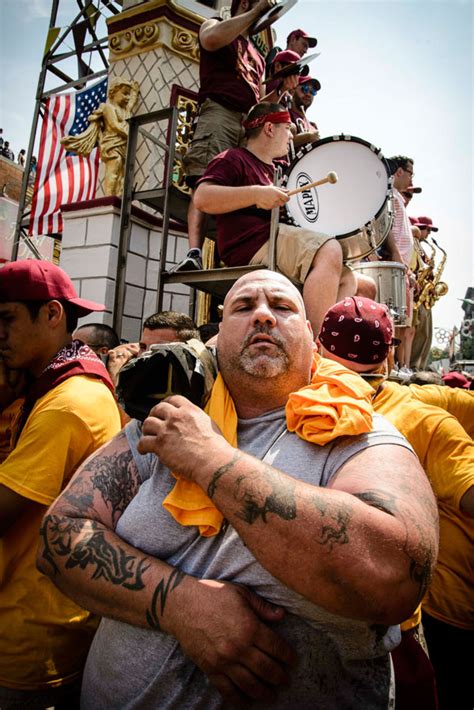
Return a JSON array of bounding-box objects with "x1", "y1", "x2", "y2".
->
[
  {"x1": 37, "y1": 430, "x2": 295, "y2": 700},
  {"x1": 139, "y1": 396, "x2": 439, "y2": 625}
]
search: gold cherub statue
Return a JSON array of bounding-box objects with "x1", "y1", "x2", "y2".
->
[{"x1": 61, "y1": 77, "x2": 140, "y2": 197}]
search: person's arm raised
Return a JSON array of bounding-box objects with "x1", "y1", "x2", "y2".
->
[
  {"x1": 37, "y1": 429, "x2": 295, "y2": 702},
  {"x1": 200, "y1": 0, "x2": 273, "y2": 52},
  {"x1": 138, "y1": 396, "x2": 439, "y2": 625},
  {"x1": 194, "y1": 181, "x2": 289, "y2": 214}
]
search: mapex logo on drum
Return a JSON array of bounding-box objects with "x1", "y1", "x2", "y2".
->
[{"x1": 295, "y1": 172, "x2": 319, "y2": 223}]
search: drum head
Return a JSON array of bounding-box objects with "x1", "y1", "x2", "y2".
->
[{"x1": 283, "y1": 136, "x2": 390, "y2": 237}]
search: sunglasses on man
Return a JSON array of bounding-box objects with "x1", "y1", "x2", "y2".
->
[{"x1": 301, "y1": 84, "x2": 318, "y2": 96}]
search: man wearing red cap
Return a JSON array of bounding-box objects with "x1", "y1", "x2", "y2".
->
[
  {"x1": 194, "y1": 102, "x2": 371, "y2": 336},
  {"x1": 265, "y1": 27, "x2": 317, "y2": 73},
  {"x1": 290, "y1": 76, "x2": 321, "y2": 149},
  {"x1": 176, "y1": 0, "x2": 298, "y2": 273},
  {"x1": 0, "y1": 260, "x2": 121, "y2": 707},
  {"x1": 409, "y1": 216, "x2": 440, "y2": 370},
  {"x1": 318, "y1": 296, "x2": 474, "y2": 710}
]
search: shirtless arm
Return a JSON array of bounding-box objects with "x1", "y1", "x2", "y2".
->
[
  {"x1": 37, "y1": 430, "x2": 295, "y2": 701},
  {"x1": 194, "y1": 181, "x2": 289, "y2": 213},
  {"x1": 138, "y1": 396, "x2": 439, "y2": 625},
  {"x1": 200, "y1": 0, "x2": 272, "y2": 52}
]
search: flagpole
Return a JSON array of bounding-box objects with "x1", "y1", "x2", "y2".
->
[{"x1": 12, "y1": 0, "x2": 61, "y2": 261}]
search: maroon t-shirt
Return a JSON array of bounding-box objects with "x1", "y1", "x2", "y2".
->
[
  {"x1": 199, "y1": 31, "x2": 265, "y2": 113},
  {"x1": 289, "y1": 107, "x2": 318, "y2": 134},
  {"x1": 197, "y1": 147, "x2": 274, "y2": 266}
]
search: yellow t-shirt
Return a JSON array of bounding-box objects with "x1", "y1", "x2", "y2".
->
[
  {"x1": 374, "y1": 381, "x2": 474, "y2": 629},
  {"x1": 0, "y1": 375, "x2": 121, "y2": 690},
  {"x1": 0, "y1": 398, "x2": 22, "y2": 464},
  {"x1": 409, "y1": 383, "x2": 474, "y2": 438}
]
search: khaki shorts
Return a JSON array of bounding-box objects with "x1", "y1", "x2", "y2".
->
[
  {"x1": 249, "y1": 223, "x2": 333, "y2": 284},
  {"x1": 182, "y1": 99, "x2": 244, "y2": 183}
]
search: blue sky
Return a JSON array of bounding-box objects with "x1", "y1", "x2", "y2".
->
[{"x1": 1, "y1": 0, "x2": 472, "y2": 336}]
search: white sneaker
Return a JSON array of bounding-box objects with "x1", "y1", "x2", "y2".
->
[{"x1": 168, "y1": 250, "x2": 203, "y2": 273}]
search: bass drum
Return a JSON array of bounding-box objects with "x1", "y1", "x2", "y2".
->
[
  {"x1": 282, "y1": 135, "x2": 393, "y2": 262},
  {"x1": 353, "y1": 261, "x2": 407, "y2": 325}
]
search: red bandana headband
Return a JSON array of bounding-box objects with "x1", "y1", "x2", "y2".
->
[{"x1": 243, "y1": 111, "x2": 291, "y2": 131}]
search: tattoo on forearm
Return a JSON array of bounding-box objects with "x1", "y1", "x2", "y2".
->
[
  {"x1": 145, "y1": 569, "x2": 186, "y2": 629},
  {"x1": 207, "y1": 450, "x2": 241, "y2": 499},
  {"x1": 311, "y1": 496, "x2": 351, "y2": 550},
  {"x1": 40, "y1": 514, "x2": 150, "y2": 590},
  {"x1": 234, "y1": 467, "x2": 297, "y2": 525}
]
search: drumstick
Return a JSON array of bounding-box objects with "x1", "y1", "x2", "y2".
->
[{"x1": 287, "y1": 171, "x2": 338, "y2": 196}]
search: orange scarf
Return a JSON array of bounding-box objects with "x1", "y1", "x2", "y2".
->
[{"x1": 163, "y1": 354, "x2": 373, "y2": 536}]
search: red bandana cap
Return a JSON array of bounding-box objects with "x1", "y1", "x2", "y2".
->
[
  {"x1": 319, "y1": 297, "x2": 394, "y2": 365},
  {"x1": 0, "y1": 259, "x2": 106, "y2": 317}
]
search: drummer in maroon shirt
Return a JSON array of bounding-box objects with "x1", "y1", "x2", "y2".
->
[
  {"x1": 175, "y1": 0, "x2": 298, "y2": 274},
  {"x1": 194, "y1": 103, "x2": 374, "y2": 337}
]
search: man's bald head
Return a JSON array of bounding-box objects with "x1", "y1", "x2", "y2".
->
[{"x1": 223, "y1": 270, "x2": 306, "y2": 319}]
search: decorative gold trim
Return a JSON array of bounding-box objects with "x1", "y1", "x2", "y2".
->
[
  {"x1": 107, "y1": 0, "x2": 205, "y2": 32},
  {"x1": 172, "y1": 27, "x2": 199, "y2": 61},
  {"x1": 196, "y1": 237, "x2": 215, "y2": 325},
  {"x1": 109, "y1": 22, "x2": 160, "y2": 56},
  {"x1": 109, "y1": 17, "x2": 199, "y2": 62},
  {"x1": 172, "y1": 93, "x2": 199, "y2": 196}
]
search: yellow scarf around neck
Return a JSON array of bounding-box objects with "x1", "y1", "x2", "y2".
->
[{"x1": 162, "y1": 354, "x2": 373, "y2": 536}]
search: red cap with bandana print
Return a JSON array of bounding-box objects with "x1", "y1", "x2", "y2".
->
[{"x1": 318, "y1": 297, "x2": 394, "y2": 365}]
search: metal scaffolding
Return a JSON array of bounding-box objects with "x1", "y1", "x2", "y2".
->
[{"x1": 12, "y1": 0, "x2": 122, "y2": 260}]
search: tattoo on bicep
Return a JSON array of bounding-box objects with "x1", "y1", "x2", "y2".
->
[
  {"x1": 40, "y1": 514, "x2": 150, "y2": 590},
  {"x1": 351, "y1": 490, "x2": 397, "y2": 516},
  {"x1": 233, "y1": 467, "x2": 297, "y2": 525},
  {"x1": 410, "y1": 552, "x2": 433, "y2": 605},
  {"x1": 311, "y1": 496, "x2": 352, "y2": 550},
  {"x1": 145, "y1": 569, "x2": 186, "y2": 629},
  {"x1": 90, "y1": 449, "x2": 140, "y2": 523}
]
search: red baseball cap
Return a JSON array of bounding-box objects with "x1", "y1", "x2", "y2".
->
[
  {"x1": 0, "y1": 259, "x2": 106, "y2": 316},
  {"x1": 287, "y1": 29, "x2": 317, "y2": 48},
  {"x1": 412, "y1": 216, "x2": 438, "y2": 232},
  {"x1": 272, "y1": 49, "x2": 301, "y2": 66},
  {"x1": 442, "y1": 371, "x2": 470, "y2": 389},
  {"x1": 298, "y1": 75, "x2": 321, "y2": 91},
  {"x1": 319, "y1": 297, "x2": 395, "y2": 365}
]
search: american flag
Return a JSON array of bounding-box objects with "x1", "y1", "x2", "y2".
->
[{"x1": 29, "y1": 78, "x2": 108, "y2": 236}]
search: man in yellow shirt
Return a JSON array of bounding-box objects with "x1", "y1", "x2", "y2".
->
[
  {"x1": 409, "y1": 382, "x2": 474, "y2": 437},
  {"x1": 318, "y1": 295, "x2": 474, "y2": 710},
  {"x1": 0, "y1": 260, "x2": 121, "y2": 708}
]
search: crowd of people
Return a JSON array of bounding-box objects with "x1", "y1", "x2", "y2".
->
[
  {"x1": 0, "y1": 129, "x2": 27, "y2": 167},
  {"x1": 0, "y1": 1, "x2": 472, "y2": 708}
]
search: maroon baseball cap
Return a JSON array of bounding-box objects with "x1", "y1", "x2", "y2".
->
[
  {"x1": 0, "y1": 259, "x2": 106, "y2": 316},
  {"x1": 319, "y1": 297, "x2": 394, "y2": 365},
  {"x1": 272, "y1": 50, "x2": 301, "y2": 66},
  {"x1": 287, "y1": 29, "x2": 317, "y2": 48},
  {"x1": 298, "y1": 75, "x2": 321, "y2": 91},
  {"x1": 442, "y1": 371, "x2": 470, "y2": 389},
  {"x1": 412, "y1": 216, "x2": 438, "y2": 232}
]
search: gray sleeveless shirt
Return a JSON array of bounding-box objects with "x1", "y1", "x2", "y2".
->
[{"x1": 82, "y1": 410, "x2": 411, "y2": 709}]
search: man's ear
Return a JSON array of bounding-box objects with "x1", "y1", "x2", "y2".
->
[{"x1": 44, "y1": 300, "x2": 64, "y2": 327}]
